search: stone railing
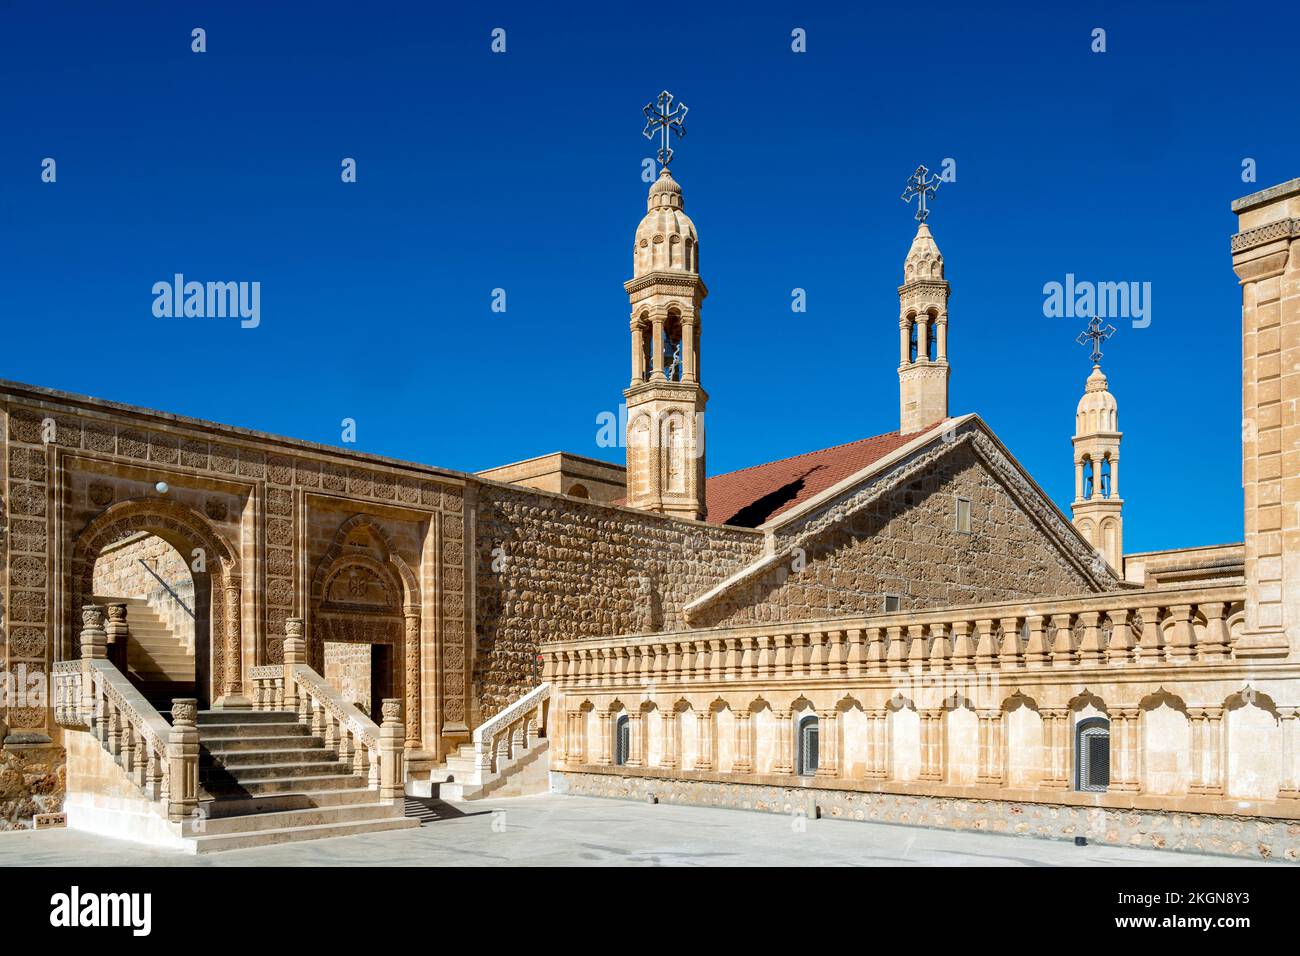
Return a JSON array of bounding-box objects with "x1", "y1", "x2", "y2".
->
[
  {"x1": 54, "y1": 605, "x2": 201, "y2": 823},
  {"x1": 249, "y1": 619, "x2": 404, "y2": 801},
  {"x1": 470, "y1": 682, "x2": 550, "y2": 777},
  {"x1": 543, "y1": 582, "x2": 1249, "y2": 687}
]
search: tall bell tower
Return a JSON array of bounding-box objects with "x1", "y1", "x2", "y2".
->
[
  {"x1": 623, "y1": 92, "x2": 707, "y2": 521},
  {"x1": 898, "y1": 166, "x2": 950, "y2": 434},
  {"x1": 1070, "y1": 318, "x2": 1124, "y2": 572}
]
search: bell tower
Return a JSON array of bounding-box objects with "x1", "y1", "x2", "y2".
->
[
  {"x1": 623, "y1": 92, "x2": 707, "y2": 520},
  {"x1": 897, "y1": 221, "x2": 951, "y2": 434},
  {"x1": 1070, "y1": 318, "x2": 1124, "y2": 572},
  {"x1": 898, "y1": 165, "x2": 950, "y2": 434}
]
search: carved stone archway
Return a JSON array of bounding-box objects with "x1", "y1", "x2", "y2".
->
[
  {"x1": 310, "y1": 515, "x2": 421, "y2": 749},
  {"x1": 69, "y1": 497, "x2": 240, "y2": 708}
]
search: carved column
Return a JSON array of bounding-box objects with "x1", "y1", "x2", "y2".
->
[
  {"x1": 865, "y1": 708, "x2": 889, "y2": 779},
  {"x1": 403, "y1": 607, "x2": 421, "y2": 750},
  {"x1": 1040, "y1": 708, "x2": 1068, "y2": 789},
  {"x1": 1109, "y1": 708, "x2": 1140, "y2": 791},
  {"x1": 696, "y1": 709, "x2": 714, "y2": 771},
  {"x1": 378, "y1": 699, "x2": 405, "y2": 801},
  {"x1": 630, "y1": 319, "x2": 645, "y2": 386},
  {"x1": 773, "y1": 710, "x2": 793, "y2": 775},
  {"x1": 976, "y1": 710, "x2": 1004, "y2": 785},
  {"x1": 1278, "y1": 708, "x2": 1300, "y2": 799},
  {"x1": 282, "y1": 618, "x2": 304, "y2": 714},
  {"x1": 1190, "y1": 706, "x2": 1225, "y2": 796},
  {"x1": 919, "y1": 709, "x2": 943, "y2": 781},
  {"x1": 166, "y1": 698, "x2": 200, "y2": 823},
  {"x1": 593, "y1": 712, "x2": 610, "y2": 765},
  {"x1": 733, "y1": 710, "x2": 753, "y2": 773},
  {"x1": 650, "y1": 313, "x2": 665, "y2": 381},
  {"x1": 815, "y1": 710, "x2": 840, "y2": 778},
  {"x1": 627, "y1": 711, "x2": 645, "y2": 768},
  {"x1": 218, "y1": 580, "x2": 249, "y2": 709},
  {"x1": 660, "y1": 712, "x2": 681, "y2": 770},
  {"x1": 105, "y1": 603, "x2": 129, "y2": 672}
]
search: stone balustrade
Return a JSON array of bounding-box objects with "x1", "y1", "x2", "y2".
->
[
  {"x1": 53, "y1": 605, "x2": 200, "y2": 823},
  {"x1": 250, "y1": 618, "x2": 404, "y2": 801},
  {"x1": 542, "y1": 582, "x2": 1248, "y2": 688},
  {"x1": 470, "y1": 682, "x2": 550, "y2": 778}
]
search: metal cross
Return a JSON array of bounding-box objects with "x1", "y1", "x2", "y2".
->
[
  {"x1": 901, "y1": 165, "x2": 941, "y2": 223},
  {"x1": 642, "y1": 90, "x2": 688, "y2": 169},
  {"x1": 1076, "y1": 316, "x2": 1116, "y2": 364}
]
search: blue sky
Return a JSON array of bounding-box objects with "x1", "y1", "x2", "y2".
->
[{"x1": 3, "y1": 1, "x2": 1296, "y2": 552}]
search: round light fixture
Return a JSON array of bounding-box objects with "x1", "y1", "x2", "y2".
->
[{"x1": 155, "y1": 481, "x2": 169, "y2": 494}]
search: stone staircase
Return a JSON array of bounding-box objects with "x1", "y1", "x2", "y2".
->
[
  {"x1": 189, "y1": 710, "x2": 418, "y2": 852},
  {"x1": 411, "y1": 682, "x2": 552, "y2": 801},
  {"x1": 424, "y1": 737, "x2": 550, "y2": 800},
  {"x1": 93, "y1": 595, "x2": 194, "y2": 711}
]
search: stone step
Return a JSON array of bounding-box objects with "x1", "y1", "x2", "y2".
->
[
  {"x1": 189, "y1": 814, "x2": 419, "y2": 853},
  {"x1": 198, "y1": 710, "x2": 298, "y2": 725},
  {"x1": 201, "y1": 773, "x2": 369, "y2": 797},
  {"x1": 201, "y1": 760, "x2": 351, "y2": 782},
  {"x1": 202, "y1": 733, "x2": 324, "y2": 752},
  {"x1": 193, "y1": 799, "x2": 404, "y2": 836},
  {"x1": 198, "y1": 722, "x2": 312, "y2": 740},
  {"x1": 206, "y1": 746, "x2": 340, "y2": 767},
  {"x1": 198, "y1": 787, "x2": 382, "y2": 818}
]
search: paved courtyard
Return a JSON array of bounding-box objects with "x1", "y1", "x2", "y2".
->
[{"x1": 0, "y1": 794, "x2": 1278, "y2": 866}]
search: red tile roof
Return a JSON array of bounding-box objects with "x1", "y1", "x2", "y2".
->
[{"x1": 703, "y1": 427, "x2": 934, "y2": 527}]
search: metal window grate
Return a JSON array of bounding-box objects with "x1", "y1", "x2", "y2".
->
[
  {"x1": 798, "y1": 717, "x2": 819, "y2": 776},
  {"x1": 614, "y1": 715, "x2": 630, "y2": 766},
  {"x1": 1075, "y1": 718, "x2": 1110, "y2": 792}
]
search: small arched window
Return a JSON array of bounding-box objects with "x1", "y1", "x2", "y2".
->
[
  {"x1": 1099, "y1": 458, "x2": 1112, "y2": 499},
  {"x1": 568, "y1": 483, "x2": 589, "y2": 499},
  {"x1": 796, "y1": 714, "x2": 819, "y2": 776},
  {"x1": 614, "y1": 714, "x2": 630, "y2": 766},
  {"x1": 1075, "y1": 716, "x2": 1110, "y2": 792},
  {"x1": 1082, "y1": 459, "x2": 1095, "y2": 498}
]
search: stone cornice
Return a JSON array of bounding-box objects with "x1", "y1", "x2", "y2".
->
[
  {"x1": 623, "y1": 272, "x2": 709, "y2": 297},
  {"x1": 1231, "y1": 218, "x2": 1299, "y2": 254}
]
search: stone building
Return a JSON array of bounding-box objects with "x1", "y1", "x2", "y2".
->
[{"x1": 1, "y1": 166, "x2": 1297, "y2": 859}]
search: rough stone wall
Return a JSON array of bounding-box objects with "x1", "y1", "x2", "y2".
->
[
  {"x1": 695, "y1": 443, "x2": 1093, "y2": 628},
  {"x1": 555, "y1": 771, "x2": 1300, "y2": 863},
  {"x1": 473, "y1": 485, "x2": 764, "y2": 721},
  {"x1": 91, "y1": 531, "x2": 191, "y2": 597},
  {"x1": 0, "y1": 744, "x2": 64, "y2": 830}
]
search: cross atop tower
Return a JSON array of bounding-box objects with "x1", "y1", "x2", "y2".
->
[
  {"x1": 901, "y1": 164, "x2": 941, "y2": 222},
  {"x1": 642, "y1": 90, "x2": 688, "y2": 169},
  {"x1": 1076, "y1": 316, "x2": 1116, "y2": 365}
]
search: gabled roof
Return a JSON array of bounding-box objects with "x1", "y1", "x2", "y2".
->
[{"x1": 704, "y1": 427, "x2": 934, "y2": 527}]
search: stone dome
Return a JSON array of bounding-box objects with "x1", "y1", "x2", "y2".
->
[
  {"x1": 1076, "y1": 364, "x2": 1118, "y2": 433},
  {"x1": 633, "y1": 168, "x2": 698, "y2": 277},
  {"x1": 903, "y1": 222, "x2": 944, "y2": 281}
]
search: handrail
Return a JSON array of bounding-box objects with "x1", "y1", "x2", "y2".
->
[
  {"x1": 468, "y1": 682, "x2": 550, "y2": 779},
  {"x1": 137, "y1": 559, "x2": 195, "y2": 619}
]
